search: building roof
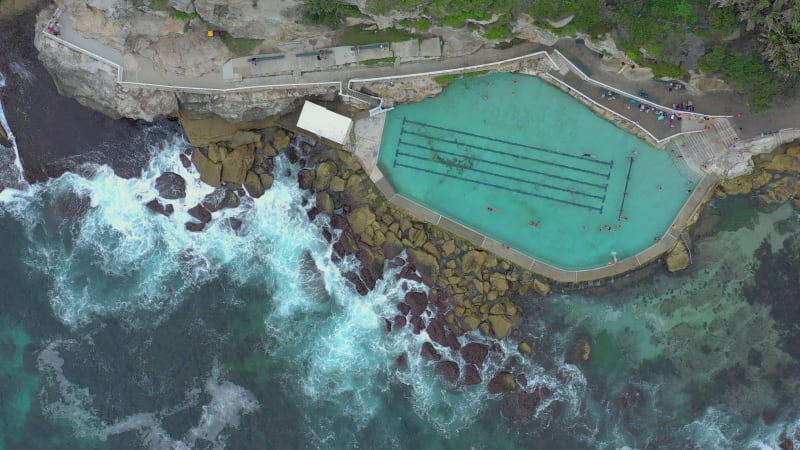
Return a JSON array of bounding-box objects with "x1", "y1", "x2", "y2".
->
[{"x1": 296, "y1": 101, "x2": 353, "y2": 145}]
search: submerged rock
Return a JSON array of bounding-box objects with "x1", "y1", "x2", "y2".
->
[
  {"x1": 421, "y1": 342, "x2": 441, "y2": 362},
  {"x1": 202, "y1": 188, "x2": 240, "y2": 212},
  {"x1": 185, "y1": 222, "x2": 205, "y2": 232},
  {"x1": 464, "y1": 364, "x2": 482, "y2": 385},
  {"x1": 460, "y1": 342, "x2": 489, "y2": 367},
  {"x1": 435, "y1": 360, "x2": 460, "y2": 383},
  {"x1": 487, "y1": 371, "x2": 517, "y2": 393},
  {"x1": 188, "y1": 204, "x2": 212, "y2": 223},
  {"x1": 154, "y1": 172, "x2": 186, "y2": 199}
]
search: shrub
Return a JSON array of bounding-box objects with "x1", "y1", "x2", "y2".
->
[{"x1": 302, "y1": 0, "x2": 361, "y2": 28}]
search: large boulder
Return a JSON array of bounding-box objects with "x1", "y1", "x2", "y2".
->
[
  {"x1": 665, "y1": 240, "x2": 690, "y2": 272},
  {"x1": 461, "y1": 251, "x2": 487, "y2": 275},
  {"x1": 221, "y1": 146, "x2": 255, "y2": 186},
  {"x1": 178, "y1": 111, "x2": 276, "y2": 147},
  {"x1": 435, "y1": 360, "x2": 460, "y2": 383},
  {"x1": 420, "y1": 342, "x2": 441, "y2": 362},
  {"x1": 347, "y1": 206, "x2": 376, "y2": 236},
  {"x1": 154, "y1": 172, "x2": 186, "y2": 199},
  {"x1": 185, "y1": 222, "x2": 206, "y2": 232},
  {"x1": 487, "y1": 371, "x2": 516, "y2": 393},
  {"x1": 764, "y1": 154, "x2": 800, "y2": 174},
  {"x1": 244, "y1": 170, "x2": 265, "y2": 198},
  {"x1": 188, "y1": 204, "x2": 212, "y2": 223},
  {"x1": 426, "y1": 319, "x2": 448, "y2": 347},
  {"x1": 202, "y1": 188, "x2": 240, "y2": 212},
  {"x1": 314, "y1": 161, "x2": 338, "y2": 191},
  {"x1": 464, "y1": 364, "x2": 482, "y2": 385},
  {"x1": 191, "y1": 149, "x2": 222, "y2": 187},
  {"x1": 146, "y1": 199, "x2": 174, "y2": 217},
  {"x1": 460, "y1": 342, "x2": 489, "y2": 367},
  {"x1": 405, "y1": 291, "x2": 428, "y2": 316},
  {"x1": 487, "y1": 315, "x2": 515, "y2": 339},
  {"x1": 230, "y1": 130, "x2": 261, "y2": 148}
]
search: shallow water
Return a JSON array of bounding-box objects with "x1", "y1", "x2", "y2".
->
[{"x1": 378, "y1": 73, "x2": 700, "y2": 270}]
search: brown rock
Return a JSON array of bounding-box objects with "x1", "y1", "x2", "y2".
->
[
  {"x1": 518, "y1": 341, "x2": 533, "y2": 354},
  {"x1": 394, "y1": 315, "x2": 407, "y2": 328},
  {"x1": 459, "y1": 314, "x2": 481, "y2": 331},
  {"x1": 316, "y1": 191, "x2": 335, "y2": 215},
  {"x1": 225, "y1": 217, "x2": 243, "y2": 231},
  {"x1": 396, "y1": 352, "x2": 408, "y2": 370},
  {"x1": 410, "y1": 316, "x2": 425, "y2": 334},
  {"x1": 460, "y1": 342, "x2": 489, "y2": 366},
  {"x1": 180, "y1": 153, "x2": 191, "y2": 168},
  {"x1": 146, "y1": 199, "x2": 174, "y2": 217},
  {"x1": 244, "y1": 170, "x2": 265, "y2": 198},
  {"x1": 442, "y1": 240, "x2": 456, "y2": 257},
  {"x1": 765, "y1": 154, "x2": 800, "y2": 174},
  {"x1": 421, "y1": 342, "x2": 442, "y2": 361},
  {"x1": 461, "y1": 250, "x2": 487, "y2": 275},
  {"x1": 155, "y1": 172, "x2": 186, "y2": 199},
  {"x1": 273, "y1": 129, "x2": 291, "y2": 150},
  {"x1": 407, "y1": 248, "x2": 440, "y2": 285},
  {"x1": 178, "y1": 111, "x2": 275, "y2": 147},
  {"x1": 202, "y1": 188, "x2": 240, "y2": 212},
  {"x1": 230, "y1": 130, "x2": 261, "y2": 148},
  {"x1": 397, "y1": 303, "x2": 411, "y2": 315},
  {"x1": 221, "y1": 146, "x2": 255, "y2": 186},
  {"x1": 464, "y1": 364, "x2": 482, "y2": 385},
  {"x1": 188, "y1": 204, "x2": 212, "y2": 223},
  {"x1": 314, "y1": 161, "x2": 338, "y2": 191},
  {"x1": 488, "y1": 314, "x2": 516, "y2": 339},
  {"x1": 330, "y1": 176, "x2": 346, "y2": 192},
  {"x1": 426, "y1": 319, "x2": 449, "y2": 347},
  {"x1": 665, "y1": 240, "x2": 690, "y2": 272},
  {"x1": 533, "y1": 278, "x2": 551, "y2": 296},
  {"x1": 191, "y1": 149, "x2": 222, "y2": 187},
  {"x1": 405, "y1": 291, "x2": 428, "y2": 316},
  {"x1": 259, "y1": 173, "x2": 274, "y2": 190},
  {"x1": 185, "y1": 221, "x2": 205, "y2": 232},
  {"x1": 347, "y1": 206, "x2": 376, "y2": 235},
  {"x1": 207, "y1": 143, "x2": 227, "y2": 163},
  {"x1": 487, "y1": 371, "x2": 517, "y2": 393},
  {"x1": 435, "y1": 360, "x2": 460, "y2": 383}
]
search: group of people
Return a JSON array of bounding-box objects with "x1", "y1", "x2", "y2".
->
[
  {"x1": 673, "y1": 100, "x2": 695, "y2": 112},
  {"x1": 47, "y1": 20, "x2": 61, "y2": 36}
]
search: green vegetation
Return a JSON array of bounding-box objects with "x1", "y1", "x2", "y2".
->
[
  {"x1": 339, "y1": 26, "x2": 418, "y2": 46},
  {"x1": 434, "y1": 70, "x2": 490, "y2": 85},
  {"x1": 712, "y1": 0, "x2": 800, "y2": 78},
  {"x1": 700, "y1": 45, "x2": 780, "y2": 111},
  {"x1": 302, "y1": 0, "x2": 361, "y2": 28},
  {"x1": 169, "y1": 9, "x2": 200, "y2": 20},
  {"x1": 219, "y1": 32, "x2": 262, "y2": 56},
  {"x1": 483, "y1": 17, "x2": 513, "y2": 40},
  {"x1": 399, "y1": 18, "x2": 432, "y2": 31},
  {"x1": 360, "y1": 56, "x2": 397, "y2": 65},
  {"x1": 149, "y1": 0, "x2": 168, "y2": 9}
]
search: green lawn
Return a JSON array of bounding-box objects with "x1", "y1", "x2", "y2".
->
[{"x1": 338, "y1": 26, "x2": 419, "y2": 46}]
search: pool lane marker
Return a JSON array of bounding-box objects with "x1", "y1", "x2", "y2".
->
[
  {"x1": 405, "y1": 118, "x2": 613, "y2": 168},
  {"x1": 396, "y1": 148, "x2": 606, "y2": 201},
  {"x1": 398, "y1": 140, "x2": 609, "y2": 189},
  {"x1": 618, "y1": 156, "x2": 635, "y2": 219},
  {"x1": 401, "y1": 129, "x2": 612, "y2": 179},
  {"x1": 395, "y1": 161, "x2": 603, "y2": 212}
]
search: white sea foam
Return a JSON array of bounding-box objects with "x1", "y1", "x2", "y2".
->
[
  {"x1": 38, "y1": 341, "x2": 259, "y2": 450},
  {"x1": 0, "y1": 81, "x2": 27, "y2": 188}
]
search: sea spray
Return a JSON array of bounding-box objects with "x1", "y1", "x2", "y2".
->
[
  {"x1": 0, "y1": 72, "x2": 27, "y2": 189},
  {"x1": 37, "y1": 340, "x2": 259, "y2": 449}
]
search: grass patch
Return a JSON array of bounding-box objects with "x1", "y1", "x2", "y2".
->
[
  {"x1": 170, "y1": 9, "x2": 200, "y2": 20},
  {"x1": 399, "y1": 18, "x2": 432, "y2": 31},
  {"x1": 434, "y1": 69, "x2": 490, "y2": 85},
  {"x1": 483, "y1": 21, "x2": 513, "y2": 40},
  {"x1": 360, "y1": 56, "x2": 397, "y2": 66},
  {"x1": 149, "y1": 0, "x2": 168, "y2": 9},
  {"x1": 339, "y1": 26, "x2": 419, "y2": 46},
  {"x1": 219, "y1": 32, "x2": 262, "y2": 56}
]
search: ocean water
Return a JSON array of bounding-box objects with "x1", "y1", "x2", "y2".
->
[{"x1": 3, "y1": 85, "x2": 800, "y2": 449}]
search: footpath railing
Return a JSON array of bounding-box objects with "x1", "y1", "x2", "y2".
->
[{"x1": 42, "y1": 8, "x2": 341, "y2": 95}]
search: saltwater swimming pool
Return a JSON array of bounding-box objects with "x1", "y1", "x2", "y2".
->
[{"x1": 377, "y1": 73, "x2": 701, "y2": 270}]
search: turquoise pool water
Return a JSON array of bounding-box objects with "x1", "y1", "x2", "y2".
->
[{"x1": 378, "y1": 73, "x2": 702, "y2": 270}]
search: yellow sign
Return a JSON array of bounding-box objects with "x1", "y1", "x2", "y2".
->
[{"x1": 207, "y1": 30, "x2": 214, "y2": 37}]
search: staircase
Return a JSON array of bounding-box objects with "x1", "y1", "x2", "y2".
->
[{"x1": 674, "y1": 118, "x2": 739, "y2": 168}]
